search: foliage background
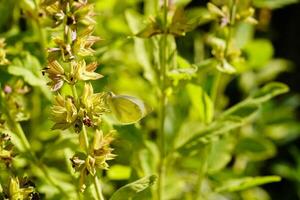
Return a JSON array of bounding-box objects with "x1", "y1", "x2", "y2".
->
[{"x1": 0, "y1": 0, "x2": 300, "y2": 199}]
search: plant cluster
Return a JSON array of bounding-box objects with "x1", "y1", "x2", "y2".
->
[{"x1": 0, "y1": 0, "x2": 299, "y2": 199}]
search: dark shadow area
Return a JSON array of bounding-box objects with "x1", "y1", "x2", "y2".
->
[{"x1": 262, "y1": 3, "x2": 300, "y2": 200}]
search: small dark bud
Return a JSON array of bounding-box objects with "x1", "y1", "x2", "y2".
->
[{"x1": 83, "y1": 116, "x2": 93, "y2": 127}]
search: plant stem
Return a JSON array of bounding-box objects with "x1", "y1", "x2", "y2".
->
[
  {"x1": 225, "y1": 0, "x2": 238, "y2": 56},
  {"x1": 157, "y1": 0, "x2": 168, "y2": 199},
  {"x1": 93, "y1": 174, "x2": 105, "y2": 200},
  {"x1": 195, "y1": 2, "x2": 239, "y2": 198},
  {"x1": 72, "y1": 85, "x2": 105, "y2": 200},
  {"x1": 211, "y1": 71, "x2": 221, "y2": 106},
  {"x1": 81, "y1": 125, "x2": 105, "y2": 200},
  {"x1": 33, "y1": 0, "x2": 47, "y2": 59},
  {"x1": 72, "y1": 84, "x2": 79, "y2": 104},
  {"x1": 194, "y1": 145, "x2": 210, "y2": 200}
]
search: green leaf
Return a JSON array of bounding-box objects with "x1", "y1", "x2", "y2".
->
[
  {"x1": 221, "y1": 102, "x2": 259, "y2": 119},
  {"x1": 20, "y1": 0, "x2": 36, "y2": 12},
  {"x1": 110, "y1": 175, "x2": 157, "y2": 200},
  {"x1": 207, "y1": 135, "x2": 235, "y2": 174},
  {"x1": 135, "y1": 16, "x2": 163, "y2": 38},
  {"x1": 222, "y1": 82, "x2": 289, "y2": 119},
  {"x1": 108, "y1": 93, "x2": 150, "y2": 125},
  {"x1": 125, "y1": 10, "x2": 156, "y2": 84},
  {"x1": 139, "y1": 141, "x2": 160, "y2": 176},
  {"x1": 3, "y1": 129, "x2": 27, "y2": 153},
  {"x1": 167, "y1": 56, "x2": 198, "y2": 85},
  {"x1": 186, "y1": 83, "x2": 214, "y2": 124},
  {"x1": 177, "y1": 82, "x2": 289, "y2": 156},
  {"x1": 185, "y1": 7, "x2": 213, "y2": 26},
  {"x1": 256, "y1": 59, "x2": 292, "y2": 83},
  {"x1": 8, "y1": 66, "x2": 42, "y2": 87},
  {"x1": 167, "y1": 67, "x2": 197, "y2": 84},
  {"x1": 177, "y1": 118, "x2": 243, "y2": 156},
  {"x1": 235, "y1": 137, "x2": 276, "y2": 161},
  {"x1": 168, "y1": 8, "x2": 193, "y2": 36},
  {"x1": 7, "y1": 53, "x2": 52, "y2": 100},
  {"x1": 215, "y1": 176, "x2": 281, "y2": 192},
  {"x1": 244, "y1": 39, "x2": 274, "y2": 69},
  {"x1": 251, "y1": 82, "x2": 289, "y2": 103},
  {"x1": 273, "y1": 163, "x2": 299, "y2": 182},
  {"x1": 107, "y1": 165, "x2": 131, "y2": 180},
  {"x1": 253, "y1": 0, "x2": 298, "y2": 9},
  {"x1": 173, "y1": 0, "x2": 192, "y2": 6}
]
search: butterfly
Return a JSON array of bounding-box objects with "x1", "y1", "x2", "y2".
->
[{"x1": 107, "y1": 93, "x2": 151, "y2": 124}]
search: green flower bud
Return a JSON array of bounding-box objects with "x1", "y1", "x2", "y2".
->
[
  {"x1": 8, "y1": 177, "x2": 35, "y2": 200},
  {"x1": 0, "y1": 38, "x2": 10, "y2": 66},
  {"x1": 51, "y1": 94, "x2": 78, "y2": 130}
]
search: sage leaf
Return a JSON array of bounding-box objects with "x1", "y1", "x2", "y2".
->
[
  {"x1": 215, "y1": 176, "x2": 281, "y2": 192},
  {"x1": 177, "y1": 82, "x2": 289, "y2": 156},
  {"x1": 110, "y1": 175, "x2": 157, "y2": 200},
  {"x1": 186, "y1": 83, "x2": 214, "y2": 124}
]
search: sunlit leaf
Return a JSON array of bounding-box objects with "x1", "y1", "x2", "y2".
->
[
  {"x1": 244, "y1": 39, "x2": 274, "y2": 69},
  {"x1": 110, "y1": 175, "x2": 157, "y2": 200},
  {"x1": 135, "y1": 16, "x2": 163, "y2": 38},
  {"x1": 207, "y1": 135, "x2": 235, "y2": 174},
  {"x1": 251, "y1": 82, "x2": 289, "y2": 103},
  {"x1": 107, "y1": 165, "x2": 131, "y2": 180},
  {"x1": 168, "y1": 8, "x2": 193, "y2": 36},
  {"x1": 7, "y1": 53, "x2": 52, "y2": 100},
  {"x1": 177, "y1": 118, "x2": 243, "y2": 156},
  {"x1": 177, "y1": 82, "x2": 289, "y2": 156},
  {"x1": 235, "y1": 137, "x2": 276, "y2": 161},
  {"x1": 253, "y1": 0, "x2": 298, "y2": 9},
  {"x1": 215, "y1": 176, "x2": 281, "y2": 192},
  {"x1": 186, "y1": 83, "x2": 214, "y2": 124}
]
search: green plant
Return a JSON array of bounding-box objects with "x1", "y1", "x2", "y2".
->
[{"x1": 0, "y1": 0, "x2": 299, "y2": 199}]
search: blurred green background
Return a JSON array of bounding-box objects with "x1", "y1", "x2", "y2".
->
[{"x1": 0, "y1": 0, "x2": 300, "y2": 199}]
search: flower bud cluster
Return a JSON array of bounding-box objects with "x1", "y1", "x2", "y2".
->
[
  {"x1": 71, "y1": 130, "x2": 116, "y2": 191},
  {"x1": 206, "y1": 2, "x2": 257, "y2": 74},
  {"x1": 42, "y1": 0, "x2": 115, "y2": 192}
]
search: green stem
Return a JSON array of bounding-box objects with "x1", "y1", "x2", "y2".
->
[
  {"x1": 72, "y1": 84, "x2": 79, "y2": 104},
  {"x1": 81, "y1": 125, "x2": 105, "y2": 200},
  {"x1": 93, "y1": 175, "x2": 105, "y2": 200},
  {"x1": 194, "y1": 2, "x2": 239, "y2": 198},
  {"x1": 157, "y1": 0, "x2": 168, "y2": 199},
  {"x1": 194, "y1": 145, "x2": 210, "y2": 200},
  {"x1": 15, "y1": 122, "x2": 31, "y2": 152},
  {"x1": 211, "y1": 71, "x2": 221, "y2": 106},
  {"x1": 33, "y1": 0, "x2": 47, "y2": 59},
  {"x1": 225, "y1": 0, "x2": 238, "y2": 56},
  {"x1": 81, "y1": 125, "x2": 90, "y2": 151}
]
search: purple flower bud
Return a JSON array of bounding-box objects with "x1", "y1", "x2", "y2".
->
[
  {"x1": 3, "y1": 85, "x2": 12, "y2": 94},
  {"x1": 220, "y1": 17, "x2": 229, "y2": 27}
]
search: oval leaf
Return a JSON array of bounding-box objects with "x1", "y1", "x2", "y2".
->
[
  {"x1": 251, "y1": 82, "x2": 289, "y2": 103},
  {"x1": 110, "y1": 175, "x2": 157, "y2": 200},
  {"x1": 186, "y1": 83, "x2": 214, "y2": 124},
  {"x1": 215, "y1": 176, "x2": 281, "y2": 192}
]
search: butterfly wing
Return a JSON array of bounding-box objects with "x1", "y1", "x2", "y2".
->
[{"x1": 110, "y1": 95, "x2": 149, "y2": 124}]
